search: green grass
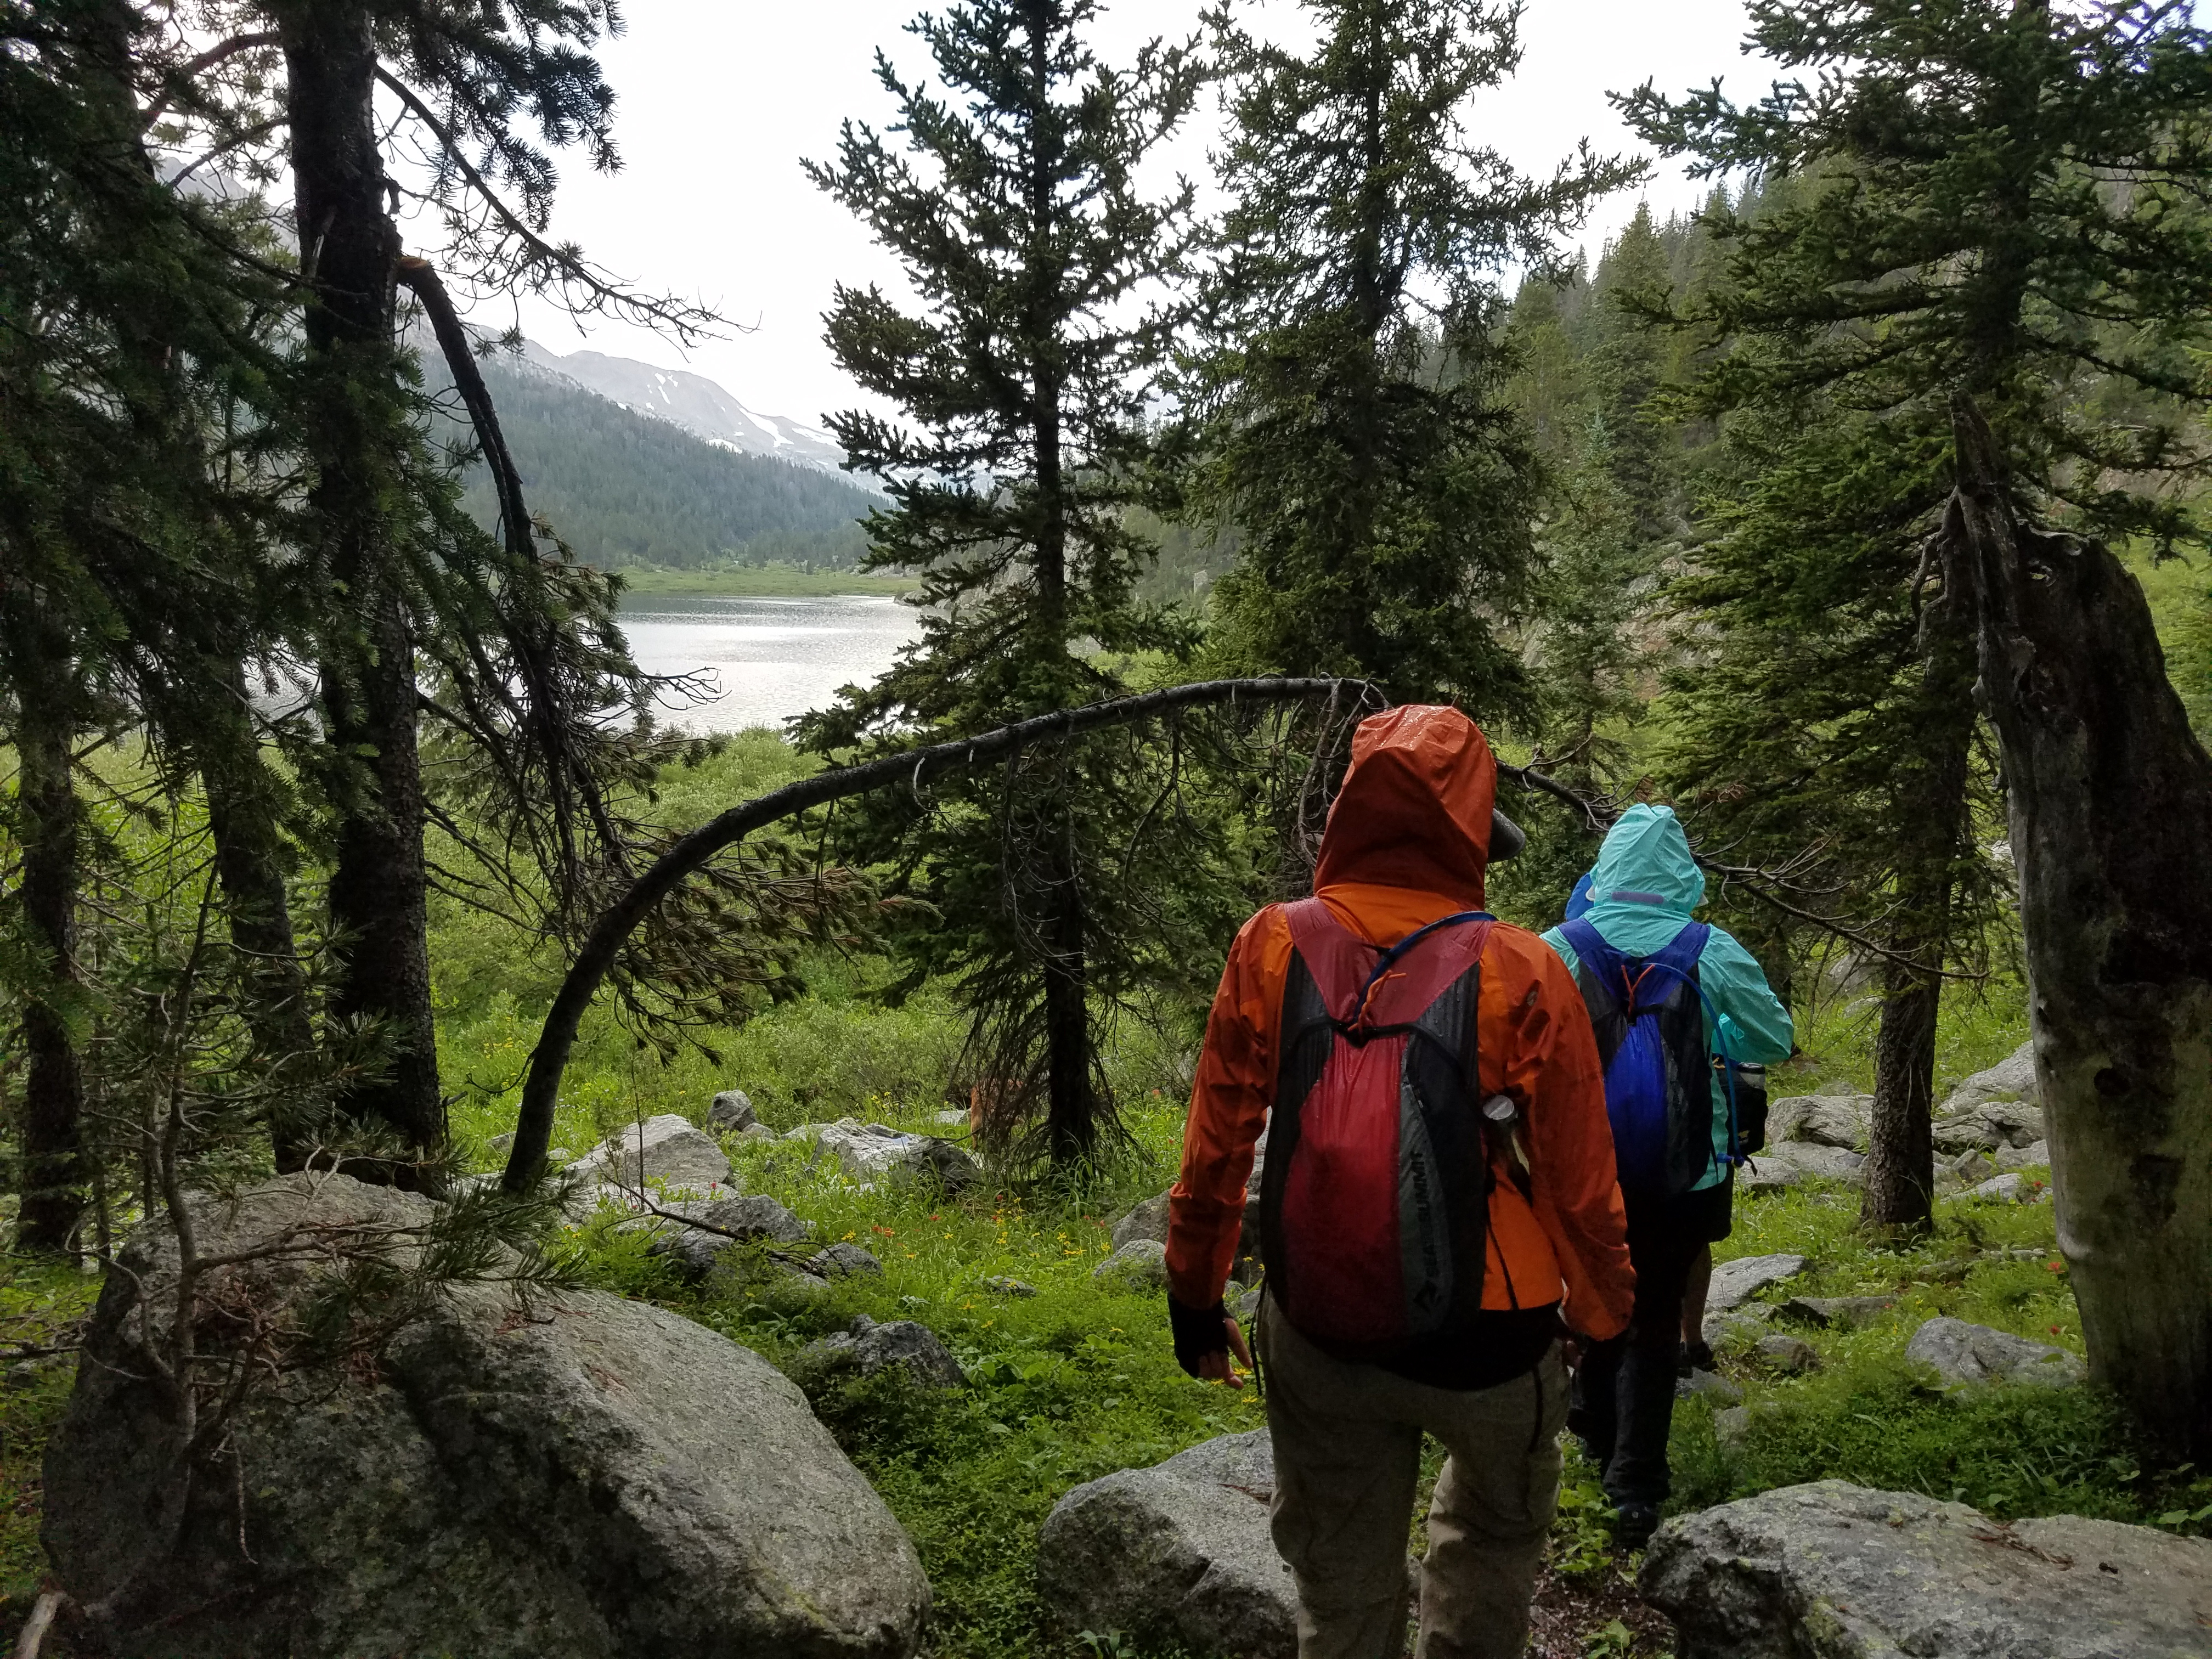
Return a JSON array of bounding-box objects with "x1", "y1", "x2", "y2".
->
[
  {"x1": 532, "y1": 1066, "x2": 2208, "y2": 1658},
  {"x1": 1773, "y1": 963, "x2": 2032, "y2": 1099},
  {"x1": 14, "y1": 721, "x2": 2208, "y2": 1657},
  {"x1": 1672, "y1": 1181, "x2": 2212, "y2": 1534},
  {"x1": 610, "y1": 563, "x2": 919, "y2": 597},
  {"x1": 0, "y1": 1262, "x2": 97, "y2": 1627},
  {"x1": 555, "y1": 1094, "x2": 1252, "y2": 1659}
]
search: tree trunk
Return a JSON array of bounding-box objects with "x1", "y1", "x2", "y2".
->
[
  {"x1": 1861, "y1": 562, "x2": 1978, "y2": 1231},
  {"x1": 280, "y1": 1, "x2": 444, "y2": 1169},
  {"x1": 198, "y1": 666, "x2": 318, "y2": 1168},
  {"x1": 7, "y1": 618, "x2": 87, "y2": 1252},
  {"x1": 1041, "y1": 831, "x2": 1093, "y2": 1165},
  {"x1": 1951, "y1": 397, "x2": 2212, "y2": 1457},
  {"x1": 1863, "y1": 962, "x2": 1939, "y2": 1228}
]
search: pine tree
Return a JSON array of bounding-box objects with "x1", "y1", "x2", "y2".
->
[
  {"x1": 798, "y1": 0, "x2": 1206, "y2": 1169},
  {"x1": 1488, "y1": 206, "x2": 1691, "y2": 924},
  {"x1": 232, "y1": 0, "x2": 715, "y2": 1175},
  {"x1": 0, "y1": 0, "x2": 297, "y2": 1245},
  {"x1": 1660, "y1": 400, "x2": 2004, "y2": 1216},
  {"x1": 1181, "y1": 0, "x2": 1639, "y2": 708},
  {"x1": 1624, "y1": 0, "x2": 2212, "y2": 1447}
]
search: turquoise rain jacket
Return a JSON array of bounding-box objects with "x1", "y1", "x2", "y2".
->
[{"x1": 1543, "y1": 804, "x2": 1794, "y2": 1192}]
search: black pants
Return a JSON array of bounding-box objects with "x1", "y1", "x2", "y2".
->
[{"x1": 1570, "y1": 1181, "x2": 1732, "y2": 1506}]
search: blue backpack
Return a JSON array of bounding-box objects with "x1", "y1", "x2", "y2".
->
[{"x1": 1558, "y1": 917, "x2": 1730, "y2": 1196}]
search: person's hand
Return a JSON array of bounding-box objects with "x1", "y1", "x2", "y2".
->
[
  {"x1": 1194, "y1": 1314, "x2": 1254, "y2": 1388},
  {"x1": 1559, "y1": 1330, "x2": 1584, "y2": 1371}
]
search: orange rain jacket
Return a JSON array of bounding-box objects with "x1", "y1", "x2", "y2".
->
[{"x1": 1165, "y1": 706, "x2": 1636, "y2": 1347}]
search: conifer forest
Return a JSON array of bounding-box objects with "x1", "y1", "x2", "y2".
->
[{"x1": 6, "y1": 1, "x2": 2212, "y2": 1654}]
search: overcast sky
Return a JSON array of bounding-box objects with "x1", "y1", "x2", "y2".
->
[{"x1": 453, "y1": 0, "x2": 1771, "y2": 428}]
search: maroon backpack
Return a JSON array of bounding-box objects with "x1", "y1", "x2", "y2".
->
[{"x1": 1257, "y1": 899, "x2": 1506, "y2": 1359}]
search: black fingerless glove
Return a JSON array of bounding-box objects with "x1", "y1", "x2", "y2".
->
[{"x1": 1168, "y1": 1293, "x2": 1229, "y2": 1378}]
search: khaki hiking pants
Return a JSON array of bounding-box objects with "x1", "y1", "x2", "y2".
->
[{"x1": 1257, "y1": 1304, "x2": 1570, "y2": 1659}]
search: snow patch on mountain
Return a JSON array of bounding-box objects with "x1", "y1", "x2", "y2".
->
[{"x1": 512, "y1": 340, "x2": 847, "y2": 474}]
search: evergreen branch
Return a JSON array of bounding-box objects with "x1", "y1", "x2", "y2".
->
[
  {"x1": 140, "y1": 32, "x2": 280, "y2": 131},
  {"x1": 373, "y1": 67, "x2": 719, "y2": 341}
]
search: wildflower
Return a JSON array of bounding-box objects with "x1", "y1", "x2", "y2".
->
[{"x1": 2046, "y1": 1260, "x2": 2064, "y2": 1273}]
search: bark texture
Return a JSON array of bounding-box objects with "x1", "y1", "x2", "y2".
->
[
  {"x1": 5, "y1": 615, "x2": 87, "y2": 1251},
  {"x1": 1951, "y1": 400, "x2": 2212, "y2": 1455},
  {"x1": 198, "y1": 667, "x2": 318, "y2": 1168},
  {"x1": 1861, "y1": 563, "x2": 1979, "y2": 1231},
  {"x1": 281, "y1": 0, "x2": 443, "y2": 1166}
]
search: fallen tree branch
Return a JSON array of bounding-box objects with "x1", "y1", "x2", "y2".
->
[
  {"x1": 12, "y1": 1586, "x2": 65, "y2": 1659},
  {"x1": 502, "y1": 678, "x2": 1380, "y2": 1190}
]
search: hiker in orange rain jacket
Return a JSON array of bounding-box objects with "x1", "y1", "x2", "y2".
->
[{"x1": 1164, "y1": 706, "x2": 1634, "y2": 1659}]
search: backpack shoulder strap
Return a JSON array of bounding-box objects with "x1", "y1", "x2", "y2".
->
[
  {"x1": 1557, "y1": 916, "x2": 1623, "y2": 988},
  {"x1": 1647, "y1": 920, "x2": 1712, "y2": 976},
  {"x1": 1282, "y1": 898, "x2": 1375, "y2": 1024}
]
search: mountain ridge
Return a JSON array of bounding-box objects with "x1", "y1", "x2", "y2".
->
[{"x1": 505, "y1": 337, "x2": 849, "y2": 476}]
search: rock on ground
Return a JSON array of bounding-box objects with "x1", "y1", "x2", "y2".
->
[
  {"x1": 1702, "y1": 1306, "x2": 1771, "y2": 1350},
  {"x1": 1973, "y1": 1097, "x2": 2046, "y2": 1149},
  {"x1": 1037, "y1": 1431, "x2": 1302, "y2": 1658},
  {"x1": 591, "y1": 1113, "x2": 734, "y2": 1194},
  {"x1": 1931, "y1": 1114, "x2": 2004, "y2": 1156},
  {"x1": 629, "y1": 1193, "x2": 811, "y2": 1277},
  {"x1": 1094, "y1": 1238, "x2": 1170, "y2": 1291},
  {"x1": 1767, "y1": 1093, "x2": 1871, "y2": 1150},
  {"x1": 1947, "y1": 1148, "x2": 2000, "y2": 1186},
  {"x1": 1679, "y1": 1369, "x2": 1744, "y2": 1405},
  {"x1": 1970, "y1": 1171, "x2": 2046, "y2": 1204},
  {"x1": 1118, "y1": 1144, "x2": 1265, "y2": 1273},
  {"x1": 808, "y1": 1241, "x2": 883, "y2": 1278},
  {"x1": 799, "y1": 1119, "x2": 981, "y2": 1192},
  {"x1": 1995, "y1": 1138, "x2": 2051, "y2": 1172},
  {"x1": 707, "y1": 1088, "x2": 757, "y2": 1131},
  {"x1": 1742, "y1": 1142, "x2": 1867, "y2": 1190},
  {"x1": 1705, "y1": 1254, "x2": 1808, "y2": 1314},
  {"x1": 1905, "y1": 1316, "x2": 2085, "y2": 1390},
  {"x1": 1644, "y1": 1480, "x2": 2211, "y2": 1659},
  {"x1": 1113, "y1": 1191, "x2": 1172, "y2": 1250},
  {"x1": 804, "y1": 1314, "x2": 967, "y2": 1389},
  {"x1": 1939, "y1": 1039, "x2": 2039, "y2": 1114},
  {"x1": 1779, "y1": 1295, "x2": 1895, "y2": 1330},
  {"x1": 44, "y1": 1173, "x2": 931, "y2": 1658}
]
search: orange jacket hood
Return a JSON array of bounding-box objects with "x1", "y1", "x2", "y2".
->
[{"x1": 1313, "y1": 706, "x2": 1498, "y2": 905}]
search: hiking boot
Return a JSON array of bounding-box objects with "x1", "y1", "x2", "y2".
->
[
  {"x1": 1613, "y1": 1502, "x2": 1662, "y2": 1550},
  {"x1": 1677, "y1": 1339, "x2": 1714, "y2": 1377}
]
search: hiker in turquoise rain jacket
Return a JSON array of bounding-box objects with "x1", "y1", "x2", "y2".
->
[{"x1": 1543, "y1": 804, "x2": 1791, "y2": 1544}]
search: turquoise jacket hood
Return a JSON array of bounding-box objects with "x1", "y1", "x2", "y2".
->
[
  {"x1": 1587, "y1": 804, "x2": 1704, "y2": 915},
  {"x1": 1542, "y1": 802, "x2": 1794, "y2": 1191}
]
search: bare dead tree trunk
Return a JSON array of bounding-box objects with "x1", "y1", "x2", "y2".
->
[
  {"x1": 279, "y1": 0, "x2": 443, "y2": 1172},
  {"x1": 5, "y1": 609, "x2": 87, "y2": 1252},
  {"x1": 1862, "y1": 551, "x2": 1979, "y2": 1231},
  {"x1": 1951, "y1": 397, "x2": 2212, "y2": 1457}
]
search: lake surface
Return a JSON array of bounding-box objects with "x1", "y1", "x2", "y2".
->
[{"x1": 617, "y1": 591, "x2": 921, "y2": 733}]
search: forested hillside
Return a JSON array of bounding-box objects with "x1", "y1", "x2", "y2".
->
[{"x1": 427, "y1": 348, "x2": 877, "y2": 570}]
